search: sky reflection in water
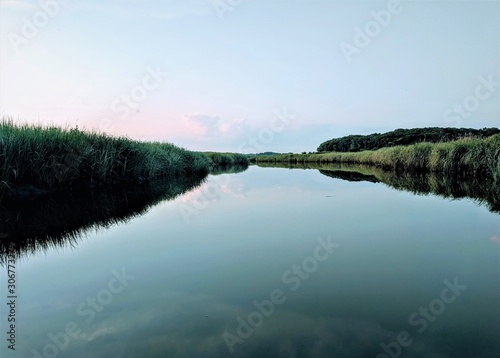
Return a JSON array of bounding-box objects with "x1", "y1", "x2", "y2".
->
[{"x1": 2, "y1": 166, "x2": 499, "y2": 358}]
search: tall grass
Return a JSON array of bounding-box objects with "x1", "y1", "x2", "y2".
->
[
  {"x1": 256, "y1": 134, "x2": 500, "y2": 180},
  {"x1": 203, "y1": 152, "x2": 249, "y2": 167},
  {"x1": 0, "y1": 120, "x2": 210, "y2": 196}
]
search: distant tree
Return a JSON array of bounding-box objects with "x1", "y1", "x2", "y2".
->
[{"x1": 317, "y1": 127, "x2": 500, "y2": 152}]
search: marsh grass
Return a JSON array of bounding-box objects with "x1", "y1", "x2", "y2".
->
[
  {"x1": 256, "y1": 134, "x2": 500, "y2": 180},
  {"x1": 203, "y1": 151, "x2": 249, "y2": 167},
  {"x1": 0, "y1": 121, "x2": 253, "y2": 198}
]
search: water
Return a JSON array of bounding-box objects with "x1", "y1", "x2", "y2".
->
[{"x1": 1, "y1": 165, "x2": 499, "y2": 358}]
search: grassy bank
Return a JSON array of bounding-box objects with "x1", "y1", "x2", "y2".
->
[
  {"x1": 0, "y1": 121, "x2": 247, "y2": 198},
  {"x1": 256, "y1": 134, "x2": 500, "y2": 180},
  {"x1": 203, "y1": 151, "x2": 249, "y2": 168},
  {"x1": 317, "y1": 127, "x2": 499, "y2": 152}
]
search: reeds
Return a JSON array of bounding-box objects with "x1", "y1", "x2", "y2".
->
[
  {"x1": 255, "y1": 134, "x2": 500, "y2": 180},
  {"x1": 0, "y1": 120, "x2": 211, "y2": 196},
  {"x1": 203, "y1": 152, "x2": 249, "y2": 167}
]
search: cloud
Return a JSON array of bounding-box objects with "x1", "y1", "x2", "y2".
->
[
  {"x1": 181, "y1": 113, "x2": 249, "y2": 139},
  {"x1": 179, "y1": 174, "x2": 248, "y2": 206},
  {"x1": 26, "y1": 289, "x2": 395, "y2": 358},
  {"x1": 31, "y1": 286, "x2": 455, "y2": 358},
  {"x1": 182, "y1": 113, "x2": 220, "y2": 137},
  {"x1": 219, "y1": 117, "x2": 246, "y2": 135}
]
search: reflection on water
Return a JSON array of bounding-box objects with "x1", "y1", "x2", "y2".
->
[
  {"x1": 1, "y1": 165, "x2": 498, "y2": 358},
  {"x1": 257, "y1": 162, "x2": 500, "y2": 214},
  {"x1": 0, "y1": 176, "x2": 206, "y2": 264},
  {"x1": 2, "y1": 161, "x2": 496, "y2": 264},
  {"x1": 209, "y1": 164, "x2": 249, "y2": 176},
  {"x1": 0, "y1": 164, "x2": 251, "y2": 264}
]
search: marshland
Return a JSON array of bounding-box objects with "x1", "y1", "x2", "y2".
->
[
  {"x1": 1, "y1": 1, "x2": 499, "y2": 357},
  {"x1": 0, "y1": 121, "x2": 248, "y2": 199},
  {"x1": 1, "y1": 120, "x2": 499, "y2": 358},
  {"x1": 255, "y1": 129, "x2": 500, "y2": 180}
]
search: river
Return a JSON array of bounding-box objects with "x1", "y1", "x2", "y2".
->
[{"x1": 1, "y1": 164, "x2": 499, "y2": 358}]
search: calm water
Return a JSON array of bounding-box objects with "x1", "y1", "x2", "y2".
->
[{"x1": 1, "y1": 165, "x2": 499, "y2": 358}]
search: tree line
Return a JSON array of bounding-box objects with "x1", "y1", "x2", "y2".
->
[{"x1": 317, "y1": 127, "x2": 500, "y2": 152}]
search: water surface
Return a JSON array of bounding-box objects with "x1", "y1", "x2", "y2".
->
[{"x1": 1, "y1": 165, "x2": 499, "y2": 358}]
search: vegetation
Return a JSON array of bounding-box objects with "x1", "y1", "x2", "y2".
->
[
  {"x1": 203, "y1": 151, "x2": 249, "y2": 167},
  {"x1": 317, "y1": 127, "x2": 500, "y2": 152},
  {"x1": 0, "y1": 119, "x2": 252, "y2": 261},
  {"x1": 0, "y1": 121, "x2": 248, "y2": 199},
  {"x1": 245, "y1": 152, "x2": 282, "y2": 163},
  {"x1": 256, "y1": 134, "x2": 500, "y2": 180}
]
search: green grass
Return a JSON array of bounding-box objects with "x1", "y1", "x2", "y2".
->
[
  {"x1": 255, "y1": 134, "x2": 500, "y2": 180},
  {"x1": 203, "y1": 151, "x2": 249, "y2": 167},
  {"x1": 317, "y1": 127, "x2": 499, "y2": 152},
  {"x1": 0, "y1": 120, "x2": 247, "y2": 198}
]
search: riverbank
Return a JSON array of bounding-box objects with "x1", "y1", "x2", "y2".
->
[
  {"x1": 204, "y1": 151, "x2": 249, "y2": 168},
  {"x1": 255, "y1": 134, "x2": 500, "y2": 180},
  {"x1": 0, "y1": 121, "x2": 248, "y2": 199}
]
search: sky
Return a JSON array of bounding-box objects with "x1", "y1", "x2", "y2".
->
[{"x1": 0, "y1": 0, "x2": 499, "y2": 152}]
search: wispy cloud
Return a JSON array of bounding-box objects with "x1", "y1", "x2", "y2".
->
[{"x1": 182, "y1": 113, "x2": 249, "y2": 139}]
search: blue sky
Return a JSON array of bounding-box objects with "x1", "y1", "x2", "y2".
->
[{"x1": 0, "y1": 0, "x2": 499, "y2": 152}]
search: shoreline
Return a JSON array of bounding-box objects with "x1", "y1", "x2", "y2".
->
[
  {"x1": 254, "y1": 134, "x2": 500, "y2": 179},
  {"x1": 0, "y1": 121, "x2": 248, "y2": 201}
]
